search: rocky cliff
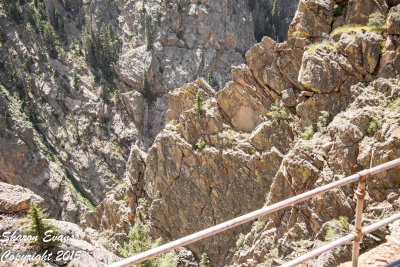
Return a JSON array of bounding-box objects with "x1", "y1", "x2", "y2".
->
[{"x1": 0, "y1": 0, "x2": 400, "y2": 266}]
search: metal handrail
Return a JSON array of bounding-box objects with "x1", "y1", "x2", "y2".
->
[{"x1": 108, "y1": 158, "x2": 400, "y2": 267}]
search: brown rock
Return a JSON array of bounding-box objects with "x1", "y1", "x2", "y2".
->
[
  {"x1": 246, "y1": 37, "x2": 292, "y2": 95},
  {"x1": 277, "y1": 37, "x2": 311, "y2": 90},
  {"x1": 288, "y1": 0, "x2": 334, "y2": 38},
  {"x1": 216, "y1": 64, "x2": 275, "y2": 132},
  {"x1": 0, "y1": 182, "x2": 44, "y2": 213},
  {"x1": 345, "y1": 0, "x2": 388, "y2": 25},
  {"x1": 339, "y1": 32, "x2": 383, "y2": 74},
  {"x1": 298, "y1": 44, "x2": 356, "y2": 93},
  {"x1": 387, "y1": 5, "x2": 400, "y2": 35}
]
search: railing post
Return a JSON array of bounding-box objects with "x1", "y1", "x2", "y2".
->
[{"x1": 352, "y1": 170, "x2": 369, "y2": 267}]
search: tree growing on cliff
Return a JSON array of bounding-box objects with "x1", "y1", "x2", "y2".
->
[
  {"x1": 121, "y1": 216, "x2": 177, "y2": 266},
  {"x1": 25, "y1": 203, "x2": 60, "y2": 248},
  {"x1": 194, "y1": 90, "x2": 204, "y2": 114},
  {"x1": 43, "y1": 22, "x2": 58, "y2": 59}
]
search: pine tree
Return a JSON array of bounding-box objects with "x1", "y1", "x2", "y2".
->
[
  {"x1": 73, "y1": 70, "x2": 80, "y2": 90},
  {"x1": 141, "y1": 0, "x2": 146, "y2": 12},
  {"x1": 194, "y1": 90, "x2": 204, "y2": 114},
  {"x1": 25, "y1": 203, "x2": 60, "y2": 248},
  {"x1": 53, "y1": 9, "x2": 64, "y2": 37},
  {"x1": 43, "y1": 22, "x2": 58, "y2": 59},
  {"x1": 121, "y1": 215, "x2": 176, "y2": 267},
  {"x1": 145, "y1": 13, "x2": 152, "y2": 50},
  {"x1": 7, "y1": 4, "x2": 23, "y2": 23},
  {"x1": 270, "y1": 0, "x2": 281, "y2": 41},
  {"x1": 82, "y1": 25, "x2": 97, "y2": 67}
]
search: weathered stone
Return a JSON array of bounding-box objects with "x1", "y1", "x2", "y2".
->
[
  {"x1": 281, "y1": 88, "x2": 298, "y2": 107},
  {"x1": 277, "y1": 37, "x2": 311, "y2": 90},
  {"x1": 166, "y1": 78, "x2": 215, "y2": 122},
  {"x1": 345, "y1": 0, "x2": 388, "y2": 25},
  {"x1": 246, "y1": 37, "x2": 292, "y2": 95},
  {"x1": 387, "y1": 5, "x2": 400, "y2": 35},
  {"x1": 0, "y1": 182, "x2": 43, "y2": 213},
  {"x1": 378, "y1": 50, "x2": 400, "y2": 78},
  {"x1": 249, "y1": 120, "x2": 294, "y2": 153},
  {"x1": 338, "y1": 32, "x2": 383, "y2": 74},
  {"x1": 288, "y1": 0, "x2": 334, "y2": 38},
  {"x1": 298, "y1": 44, "x2": 357, "y2": 93},
  {"x1": 217, "y1": 65, "x2": 274, "y2": 132}
]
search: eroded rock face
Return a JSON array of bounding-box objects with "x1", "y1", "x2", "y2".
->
[
  {"x1": 144, "y1": 90, "x2": 288, "y2": 264},
  {"x1": 387, "y1": 5, "x2": 400, "y2": 35},
  {"x1": 298, "y1": 45, "x2": 357, "y2": 93},
  {"x1": 228, "y1": 78, "x2": 400, "y2": 266},
  {"x1": 288, "y1": 0, "x2": 334, "y2": 38},
  {"x1": 345, "y1": 0, "x2": 388, "y2": 25}
]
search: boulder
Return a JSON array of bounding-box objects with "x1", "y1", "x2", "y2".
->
[
  {"x1": 378, "y1": 50, "x2": 400, "y2": 78},
  {"x1": 345, "y1": 0, "x2": 388, "y2": 25},
  {"x1": 166, "y1": 78, "x2": 215, "y2": 122},
  {"x1": 246, "y1": 37, "x2": 292, "y2": 95},
  {"x1": 216, "y1": 65, "x2": 274, "y2": 132},
  {"x1": 298, "y1": 44, "x2": 357, "y2": 93},
  {"x1": 338, "y1": 32, "x2": 383, "y2": 74},
  {"x1": 0, "y1": 182, "x2": 43, "y2": 213},
  {"x1": 277, "y1": 37, "x2": 311, "y2": 90},
  {"x1": 288, "y1": 0, "x2": 334, "y2": 38},
  {"x1": 387, "y1": 5, "x2": 400, "y2": 35},
  {"x1": 249, "y1": 120, "x2": 294, "y2": 153}
]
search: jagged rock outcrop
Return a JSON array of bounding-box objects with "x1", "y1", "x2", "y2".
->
[
  {"x1": 387, "y1": 4, "x2": 400, "y2": 35},
  {"x1": 288, "y1": 0, "x2": 334, "y2": 38}
]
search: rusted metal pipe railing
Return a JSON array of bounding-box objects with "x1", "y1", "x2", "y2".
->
[
  {"x1": 108, "y1": 158, "x2": 400, "y2": 267},
  {"x1": 281, "y1": 213, "x2": 400, "y2": 267},
  {"x1": 352, "y1": 170, "x2": 368, "y2": 266}
]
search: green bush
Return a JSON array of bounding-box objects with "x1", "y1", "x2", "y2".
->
[
  {"x1": 367, "y1": 117, "x2": 382, "y2": 136},
  {"x1": 268, "y1": 101, "x2": 291, "y2": 121},
  {"x1": 316, "y1": 111, "x2": 330, "y2": 133},
  {"x1": 301, "y1": 125, "x2": 315, "y2": 140},
  {"x1": 121, "y1": 218, "x2": 177, "y2": 267},
  {"x1": 368, "y1": 12, "x2": 386, "y2": 34},
  {"x1": 200, "y1": 253, "x2": 210, "y2": 267},
  {"x1": 333, "y1": 4, "x2": 343, "y2": 17},
  {"x1": 195, "y1": 138, "x2": 205, "y2": 150}
]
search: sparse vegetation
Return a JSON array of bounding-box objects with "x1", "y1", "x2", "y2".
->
[
  {"x1": 43, "y1": 22, "x2": 59, "y2": 59},
  {"x1": 268, "y1": 101, "x2": 291, "y2": 121},
  {"x1": 195, "y1": 138, "x2": 205, "y2": 150},
  {"x1": 264, "y1": 248, "x2": 279, "y2": 265},
  {"x1": 333, "y1": 4, "x2": 343, "y2": 17},
  {"x1": 142, "y1": 70, "x2": 155, "y2": 103},
  {"x1": 121, "y1": 217, "x2": 177, "y2": 267},
  {"x1": 255, "y1": 220, "x2": 266, "y2": 232},
  {"x1": 368, "y1": 12, "x2": 386, "y2": 34},
  {"x1": 200, "y1": 253, "x2": 210, "y2": 267},
  {"x1": 194, "y1": 90, "x2": 204, "y2": 114},
  {"x1": 367, "y1": 117, "x2": 382, "y2": 136},
  {"x1": 316, "y1": 111, "x2": 330, "y2": 133},
  {"x1": 301, "y1": 125, "x2": 315, "y2": 140},
  {"x1": 236, "y1": 233, "x2": 246, "y2": 247},
  {"x1": 307, "y1": 40, "x2": 339, "y2": 53}
]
